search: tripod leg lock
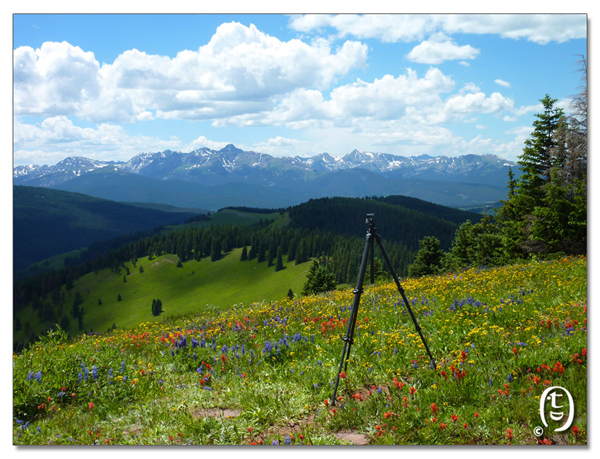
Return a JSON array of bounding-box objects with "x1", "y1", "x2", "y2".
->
[{"x1": 353, "y1": 288, "x2": 363, "y2": 295}]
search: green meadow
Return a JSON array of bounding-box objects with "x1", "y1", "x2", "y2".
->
[{"x1": 14, "y1": 247, "x2": 309, "y2": 339}]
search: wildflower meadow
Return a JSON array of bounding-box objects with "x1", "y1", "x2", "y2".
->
[{"x1": 13, "y1": 256, "x2": 587, "y2": 445}]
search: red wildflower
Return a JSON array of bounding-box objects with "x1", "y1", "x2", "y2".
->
[
  {"x1": 324, "y1": 399, "x2": 329, "y2": 407},
  {"x1": 440, "y1": 423, "x2": 447, "y2": 430},
  {"x1": 409, "y1": 386, "x2": 417, "y2": 395},
  {"x1": 248, "y1": 426, "x2": 253, "y2": 433},
  {"x1": 572, "y1": 426, "x2": 580, "y2": 436},
  {"x1": 451, "y1": 414, "x2": 459, "y2": 423},
  {"x1": 384, "y1": 411, "x2": 393, "y2": 419},
  {"x1": 88, "y1": 402, "x2": 94, "y2": 410},
  {"x1": 431, "y1": 403, "x2": 438, "y2": 414},
  {"x1": 506, "y1": 428, "x2": 513, "y2": 440},
  {"x1": 463, "y1": 423, "x2": 468, "y2": 429},
  {"x1": 512, "y1": 347, "x2": 518, "y2": 355},
  {"x1": 339, "y1": 371, "x2": 346, "y2": 379},
  {"x1": 474, "y1": 412, "x2": 479, "y2": 418}
]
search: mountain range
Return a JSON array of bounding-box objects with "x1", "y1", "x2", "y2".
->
[{"x1": 14, "y1": 145, "x2": 518, "y2": 210}]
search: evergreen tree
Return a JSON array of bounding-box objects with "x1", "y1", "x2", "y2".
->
[
  {"x1": 408, "y1": 236, "x2": 444, "y2": 278},
  {"x1": 98, "y1": 298, "x2": 102, "y2": 305},
  {"x1": 287, "y1": 238, "x2": 296, "y2": 262},
  {"x1": 287, "y1": 288, "x2": 294, "y2": 300},
  {"x1": 240, "y1": 246, "x2": 248, "y2": 261},
  {"x1": 152, "y1": 298, "x2": 163, "y2": 316},
  {"x1": 78, "y1": 308, "x2": 84, "y2": 330},
  {"x1": 60, "y1": 314, "x2": 70, "y2": 331},
  {"x1": 257, "y1": 241, "x2": 266, "y2": 263},
  {"x1": 302, "y1": 259, "x2": 336, "y2": 295},
  {"x1": 516, "y1": 94, "x2": 564, "y2": 212},
  {"x1": 275, "y1": 247, "x2": 284, "y2": 272},
  {"x1": 117, "y1": 294, "x2": 122, "y2": 302},
  {"x1": 139, "y1": 265, "x2": 144, "y2": 273},
  {"x1": 210, "y1": 238, "x2": 222, "y2": 262}
]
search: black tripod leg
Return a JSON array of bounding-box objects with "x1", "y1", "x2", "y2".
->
[
  {"x1": 331, "y1": 235, "x2": 372, "y2": 406},
  {"x1": 374, "y1": 234, "x2": 436, "y2": 369}
]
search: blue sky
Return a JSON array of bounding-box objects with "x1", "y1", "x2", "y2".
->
[{"x1": 13, "y1": 12, "x2": 587, "y2": 166}]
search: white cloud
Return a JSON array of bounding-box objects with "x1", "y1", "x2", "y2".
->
[
  {"x1": 13, "y1": 116, "x2": 181, "y2": 165},
  {"x1": 14, "y1": 22, "x2": 368, "y2": 123},
  {"x1": 184, "y1": 136, "x2": 230, "y2": 152},
  {"x1": 503, "y1": 115, "x2": 517, "y2": 122},
  {"x1": 289, "y1": 14, "x2": 586, "y2": 45},
  {"x1": 512, "y1": 103, "x2": 543, "y2": 116},
  {"x1": 444, "y1": 92, "x2": 514, "y2": 116},
  {"x1": 406, "y1": 34, "x2": 480, "y2": 64},
  {"x1": 495, "y1": 79, "x2": 511, "y2": 88},
  {"x1": 289, "y1": 14, "x2": 437, "y2": 43}
]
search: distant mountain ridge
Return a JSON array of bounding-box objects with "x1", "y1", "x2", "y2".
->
[{"x1": 14, "y1": 145, "x2": 517, "y2": 209}]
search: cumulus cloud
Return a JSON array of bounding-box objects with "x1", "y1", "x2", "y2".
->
[
  {"x1": 288, "y1": 14, "x2": 586, "y2": 45},
  {"x1": 495, "y1": 79, "x2": 511, "y2": 88},
  {"x1": 13, "y1": 116, "x2": 181, "y2": 165},
  {"x1": 213, "y1": 66, "x2": 514, "y2": 131},
  {"x1": 14, "y1": 22, "x2": 368, "y2": 123},
  {"x1": 184, "y1": 136, "x2": 230, "y2": 152},
  {"x1": 406, "y1": 33, "x2": 480, "y2": 64}
]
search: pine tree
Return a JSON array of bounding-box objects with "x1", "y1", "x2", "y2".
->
[
  {"x1": 287, "y1": 289, "x2": 294, "y2": 300},
  {"x1": 275, "y1": 247, "x2": 284, "y2": 272},
  {"x1": 60, "y1": 315, "x2": 70, "y2": 331},
  {"x1": 211, "y1": 238, "x2": 222, "y2": 262},
  {"x1": 302, "y1": 259, "x2": 336, "y2": 295},
  {"x1": 117, "y1": 294, "x2": 122, "y2": 302},
  {"x1": 257, "y1": 241, "x2": 266, "y2": 263},
  {"x1": 152, "y1": 298, "x2": 163, "y2": 316},
  {"x1": 408, "y1": 236, "x2": 444, "y2": 278},
  {"x1": 517, "y1": 94, "x2": 564, "y2": 212},
  {"x1": 240, "y1": 246, "x2": 248, "y2": 261}
]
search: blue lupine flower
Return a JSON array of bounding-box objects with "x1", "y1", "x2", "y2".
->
[
  {"x1": 284, "y1": 435, "x2": 291, "y2": 445},
  {"x1": 34, "y1": 371, "x2": 42, "y2": 382},
  {"x1": 92, "y1": 365, "x2": 98, "y2": 380},
  {"x1": 377, "y1": 386, "x2": 383, "y2": 394},
  {"x1": 507, "y1": 374, "x2": 513, "y2": 383},
  {"x1": 489, "y1": 377, "x2": 493, "y2": 387},
  {"x1": 121, "y1": 361, "x2": 126, "y2": 373},
  {"x1": 26, "y1": 372, "x2": 33, "y2": 381}
]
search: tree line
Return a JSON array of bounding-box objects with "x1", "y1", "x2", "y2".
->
[{"x1": 409, "y1": 57, "x2": 587, "y2": 277}]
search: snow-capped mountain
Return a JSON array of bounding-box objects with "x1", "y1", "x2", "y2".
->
[{"x1": 15, "y1": 144, "x2": 517, "y2": 188}]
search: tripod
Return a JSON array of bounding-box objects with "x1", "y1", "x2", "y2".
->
[{"x1": 330, "y1": 214, "x2": 435, "y2": 406}]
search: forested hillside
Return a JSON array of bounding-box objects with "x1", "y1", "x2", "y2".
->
[
  {"x1": 13, "y1": 186, "x2": 200, "y2": 275},
  {"x1": 13, "y1": 194, "x2": 476, "y2": 349}
]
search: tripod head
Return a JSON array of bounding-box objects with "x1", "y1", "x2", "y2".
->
[{"x1": 365, "y1": 213, "x2": 376, "y2": 233}]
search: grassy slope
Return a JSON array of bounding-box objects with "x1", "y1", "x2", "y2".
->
[
  {"x1": 15, "y1": 248, "x2": 310, "y2": 338},
  {"x1": 13, "y1": 256, "x2": 587, "y2": 445}
]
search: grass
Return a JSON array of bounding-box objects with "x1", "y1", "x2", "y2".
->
[
  {"x1": 14, "y1": 247, "x2": 309, "y2": 339},
  {"x1": 13, "y1": 256, "x2": 587, "y2": 445}
]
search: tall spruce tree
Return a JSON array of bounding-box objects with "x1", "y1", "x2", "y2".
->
[
  {"x1": 516, "y1": 94, "x2": 564, "y2": 212},
  {"x1": 275, "y1": 247, "x2": 284, "y2": 272}
]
